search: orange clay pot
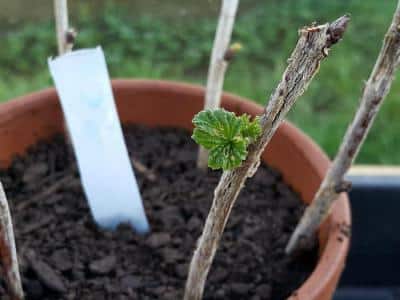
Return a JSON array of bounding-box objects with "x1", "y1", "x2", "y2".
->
[{"x1": 0, "y1": 79, "x2": 350, "y2": 300}]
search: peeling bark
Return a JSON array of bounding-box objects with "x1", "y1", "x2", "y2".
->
[
  {"x1": 286, "y1": 2, "x2": 400, "y2": 255},
  {"x1": 197, "y1": 0, "x2": 239, "y2": 170},
  {"x1": 184, "y1": 15, "x2": 349, "y2": 300}
]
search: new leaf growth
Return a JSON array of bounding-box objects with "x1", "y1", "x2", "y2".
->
[{"x1": 192, "y1": 109, "x2": 261, "y2": 171}]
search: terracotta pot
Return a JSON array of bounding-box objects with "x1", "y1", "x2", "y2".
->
[{"x1": 0, "y1": 79, "x2": 350, "y2": 299}]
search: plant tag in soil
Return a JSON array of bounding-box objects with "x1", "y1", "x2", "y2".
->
[{"x1": 48, "y1": 47, "x2": 149, "y2": 233}]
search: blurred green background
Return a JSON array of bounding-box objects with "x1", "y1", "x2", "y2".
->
[{"x1": 0, "y1": 0, "x2": 399, "y2": 164}]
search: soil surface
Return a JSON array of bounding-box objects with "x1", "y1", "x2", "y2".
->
[{"x1": 0, "y1": 125, "x2": 317, "y2": 300}]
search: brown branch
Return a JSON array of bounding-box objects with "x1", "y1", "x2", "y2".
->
[
  {"x1": 286, "y1": 2, "x2": 400, "y2": 255},
  {"x1": 131, "y1": 157, "x2": 157, "y2": 182},
  {"x1": 16, "y1": 175, "x2": 76, "y2": 211},
  {"x1": 184, "y1": 15, "x2": 350, "y2": 300},
  {"x1": 0, "y1": 182, "x2": 24, "y2": 300}
]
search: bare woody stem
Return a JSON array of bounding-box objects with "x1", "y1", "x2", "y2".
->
[
  {"x1": 287, "y1": 3, "x2": 400, "y2": 255},
  {"x1": 286, "y1": 2, "x2": 400, "y2": 255},
  {"x1": 53, "y1": 0, "x2": 76, "y2": 145},
  {"x1": 197, "y1": 0, "x2": 239, "y2": 170},
  {"x1": 0, "y1": 182, "x2": 24, "y2": 300},
  {"x1": 184, "y1": 16, "x2": 350, "y2": 300},
  {"x1": 54, "y1": 0, "x2": 76, "y2": 55}
]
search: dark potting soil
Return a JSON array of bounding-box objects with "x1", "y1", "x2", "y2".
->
[{"x1": 0, "y1": 125, "x2": 318, "y2": 300}]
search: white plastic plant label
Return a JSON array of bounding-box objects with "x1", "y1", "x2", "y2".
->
[{"x1": 48, "y1": 47, "x2": 149, "y2": 233}]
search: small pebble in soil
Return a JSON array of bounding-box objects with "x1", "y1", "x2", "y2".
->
[{"x1": 0, "y1": 125, "x2": 317, "y2": 299}]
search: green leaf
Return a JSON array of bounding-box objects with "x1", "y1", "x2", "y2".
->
[
  {"x1": 239, "y1": 115, "x2": 262, "y2": 142},
  {"x1": 208, "y1": 140, "x2": 247, "y2": 170},
  {"x1": 192, "y1": 109, "x2": 261, "y2": 171}
]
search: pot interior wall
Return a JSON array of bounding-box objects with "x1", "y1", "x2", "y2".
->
[
  {"x1": 0, "y1": 80, "x2": 350, "y2": 300},
  {"x1": 0, "y1": 82, "x2": 325, "y2": 204},
  {"x1": 0, "y1": 80, "x2": 335, "y2": 245}
]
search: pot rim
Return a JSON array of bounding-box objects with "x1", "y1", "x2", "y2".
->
[{"x1": 0, "y1": 79, "x2": 350, "y2": 299}]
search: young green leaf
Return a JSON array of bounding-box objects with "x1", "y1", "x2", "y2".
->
[
  {"x1": 239, "y1": 115, "x2": 262, "y2": 142},
  {"x1": 192, "y1": 109, "x2": 261, "y2": 171}
]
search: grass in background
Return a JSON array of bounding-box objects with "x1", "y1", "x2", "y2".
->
[{"x1": 0, "y1": 0, "x2": 399, "y2": 164}]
